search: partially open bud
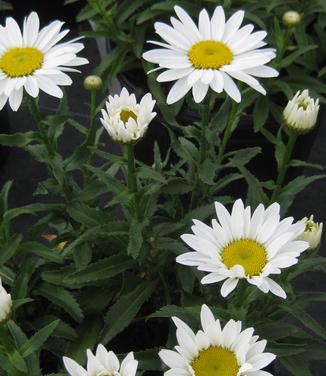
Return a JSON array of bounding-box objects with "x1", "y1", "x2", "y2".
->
[
  {"x1": 299, "y1": 215, "x2": 323, "y2": 252},
  {"x1": 83, "y1": 75, "x2": 103, "y2": 91},
  {"x1": 100, "y1": 87, "x2": 156, "y2": 144},
  {"x1": 0, "y1": 278, "x2": 12, "y2": 323},
  {"x1": 282, "y1": 10, "x2": 301, "y2": 27},
  {"x1": 283, "y1": 90, "x2": 319, "y2": 134}
]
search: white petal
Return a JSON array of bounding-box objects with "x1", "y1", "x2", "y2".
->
[
  {"x1": 221, "y1": 278, "x2": 239, "y2": 297},
  {"x1": 211, "y1": 6, "x2": 225, "y2": 40},
  {"x1": 220, "y1": 72, "x2": 241, "y2": 102},
  {"x1": 198, "y1": 9, "x2": 211, "y2": 39},
  {"x1": 8, "y1": 88, "x2": 23, "y2": 111},
  {"x1": 192, "y1": 80, "x2": 209, "y2": 103},
  {"x1": 167, "y1": 77, "x2": 192, "y2": 104},
  {"x1": 157, "y1": 68, "x2": 193, "y2": 82},
  {"x1": 222, "y1": 10, "x2": 244, "y2": 43}
]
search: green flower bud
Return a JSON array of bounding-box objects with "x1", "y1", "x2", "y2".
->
[
  {"x1": 83, "y1": 75, "x2": 103, "y2": 91},
  {"x1": 282, "y1": 11, "x2": 301, "y2": 27}
]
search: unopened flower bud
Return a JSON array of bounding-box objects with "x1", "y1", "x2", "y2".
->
[
  {"x1": 0, "y1": 279, "x2": 12, "y2": 323},
  {"x1": 83, "y1": 75, "x2": 103, "y2": 91},
  {"x1": 299, "y1": 215, "x2": 323, "y2": 252},
  {"x1": 282, "y1": 11, "x2": 301, "y2": 27},
  {"x1": 283, "y1": 90, "x2": 319, "y2": 134}
]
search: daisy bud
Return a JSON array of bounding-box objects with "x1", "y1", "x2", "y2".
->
[
  {"x1": 83, "y1": 75, "x2": 103, "y2": 91},
  {"x1": 100, "y1": 87, "x2": 156, "y2": 144},
  {"x1": 299, "y1": 215, "x2": 323, "y2": 252},
  {"x1": 63, "y1": 344, "x2": 138, "y2": 376},
  {"x1": 282, "y1": 10, "x2": 301, "y2": 27},
  {"x1": 283, "y1": 90, "x2": 319, "y2": 133},
  {"x1": 0, "y1": 278, "x2": 12, "y2": 324}
]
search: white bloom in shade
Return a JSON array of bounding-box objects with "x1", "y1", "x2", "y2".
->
[
  {"x1": 299, "y1": 215, "x2": 323, "y2": 251},
  {"x1": 283, "y1": 90, "x2": 319, "y2": 133},
  {"x1": 63, "y1": 344, "x2": 138, "y2": 376},
  {"x1": 0, "y1": 12, "x2": 88, "y2": 111},
  {"x1": 100, "y1": 87, "x2": 156, "y2": 144},
  {"x1": 159, "y1": 304, "x2": 276, "y2": 376},
  {"x1": 0, "y1": 278, "x2": 12, "y2": 323},
  {"x1": 177, "y1": 199, "x2": 309, "y2": 298},
  {"x1": 143, "y1": 5, "x2": 278, "y2": 104}
]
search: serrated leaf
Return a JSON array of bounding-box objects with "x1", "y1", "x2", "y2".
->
[
  {"x1": 101, "y1": 280, "x2": 156, "y2": 344},
  {"x1": 64, "y1": 254, "x2": 135, "y2": 286},
  {"x1": 34, "y1": 283, "x2": 84, "y2": 322},
  {"x1": 20, "y1": 320, "x2": 59, "y2": 358},
  {"x1": 253, "y1": 96, "x2": 269, "y2": 132},
  {"x1": 0, "y1": 234, "x2": 22, "y2": 265}
]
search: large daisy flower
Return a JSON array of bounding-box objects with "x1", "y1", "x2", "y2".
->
[
  {"x1": 63, "y1": 344, "x2": 138, "y2": 376},
  {"x1": 159, "y1": 304, "x2": 276, "y2": 376},
  {"x1": 143, "y1": 5, "x2": 278, "y2": 104},
  {"x1": 0, "y1": 12, "x2": 88, "y2": 111},
  {"x1": 177, "y1": 199, "x2": 308, "y2": 298},
  {"x1": 100, "y1": 87, "x2": 156, "y2": 144}
]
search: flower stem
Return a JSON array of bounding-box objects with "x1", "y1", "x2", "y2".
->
[
  {"x1": 217, "y1": 100, "x2": 237, "y2": 164},
  {"x1": 271, "y1": 131, "x2": 298, "y2": 202},
  {"x1": 199, "y1": 101, "x2": 211, "y2": 163},
  {"x1": 124, "y1": 144, "x2": 140, "y2": 220},
  {"x1": 27, "y1": 97, "x2": 54, "y2": 156},
  {"x1": 86, "y1": 89, "x2": 97, "y2": 147}
]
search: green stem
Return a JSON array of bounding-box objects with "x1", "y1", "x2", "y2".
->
[
  {"x1": 217, "y1": 101, "x2": 237, "y2": 164},
  {"x1": 125, "y1": 144, "x2": 140, "y2": 220},
  {"x1": 199, "y1": 102, "x2": 210, "y2": 163},
  {"x1": 87, "y1": 90, "x2": 97, "y2": 147},
  {"x1": 271, "y1": 131, "x2": 298, "y2": 202},
  {"x1": 27, "y1": 97, "x2": 54, "y2": 156}
]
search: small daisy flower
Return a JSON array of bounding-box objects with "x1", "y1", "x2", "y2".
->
[
  {"x1": 0, "y1": 278, "x2": 12, "y2": 323},
  {"x1": 100, "y1": 87, "x2": 156, "y2": 144},
  {"x1": 159, "y1": 304, "x2": 276, "y2": 376},
  {"x1": 283, "y1": 90, "x2": 319, "y2": 133},
  {"x1": 63, "y1": 344, "x2": 138, "y2": 376},
  {"x1": 299, "y1": 215, "x2": 323, "y2": 252},
  {"x1": 0, "y1": 12, "x2": 88, "y2": 111},
  {"x1": 177, "y1": 199, "x2": 309, "y2": 298},
  {"x1": 143, "y1": 5, "x2": 278, "y2": 104}
]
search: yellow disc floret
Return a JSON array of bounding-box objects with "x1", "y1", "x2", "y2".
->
[
  {"x1": 120, "y1": 109, "x2": 138, "y2": 123},
  {"x1": 221, "y1": 239, "x2": 267, "y2": 276},
  {"x1": 188, "y1": 40, "x2": 233, "y2": 69},
  {"x1": 192, "y1": 346, "x2": 239, "y2": 376},
  {"x1": 0, "y1": 47, "x2": 43, "y2": 77}
]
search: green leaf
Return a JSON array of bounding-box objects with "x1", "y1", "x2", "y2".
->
[
  {"x1": 64, "y1": 254, "x2": 135, "y2": 287},
  {"x1": 0, "y1": 180, "x2": 13, "y2": 219},
  {"x1": 0, "y1": 132, "x2": 39, "y2": 147},
  {"x1": 20, "y1": 320, "x2": 59, "y2": 358},
  {"x1": 34, "y1": 283, "x2": 84, "y2": 322},
  {"x1": 19, "y1": 241, "x2": 64, "y2": 263},
  {"x1": 228, "y1": 147, "x2": 261, "y2": 166},
  {"x1": 278, "y1": 45, "x2": 317, "y2": 68},
  {"x1": 287, "y1": 257, "x2": 326, "y2": 280},
  {"x1": 127, "y1": 218, "x2": 144, "y2": 259},
  {"x1": 280, "y1": 356, "x2": 312, "y2": 376},
  {"x1": 101, "y1": 280, "x2": 156, "y2": 344},
  {"x1": 136, "y1": 348, "x2": 161, "y2": 371},
  {"x1": 0, "y1": 234, "x2": 22, "y2": 265},
  {"x1": 253, "y1": 96, "x2": 269, "y2": 132},
  {"x1": 67, "y1": 203, "x2": 112, "y2": 228},
  {"x1": 162, "y1": 178, "x2": 193, "y2": 195},
  {"x1": 282, "y1": 304, "x2": 326, "y2": 340},
  {"x1": 268, "y1": 342, "x2": 307, "y2": 357},
  {"x1": 289, "y1": 160, "x2": 324, "y2": 170}
]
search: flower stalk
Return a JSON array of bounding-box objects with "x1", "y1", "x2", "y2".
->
[
  {"x1": 125, "y1": 144, "x2": 140, "y2": 220},
  {"x1": 271, "y1": 131, "x2": 297, "y2": 202}
]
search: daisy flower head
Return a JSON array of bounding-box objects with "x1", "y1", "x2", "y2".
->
[
  {"x1": 159, "y1": 304, "x2": 276, "y2": 376},
  {"x1": 63, "y1": 344, "x2": 138, "y2": 376},
  {"x1": 283, "y1": 89, "x2": 320, "y2": 134},
  {"x1": 143, "y1": 5, "x2": 278, "y2": 105},
  {"x1": 100, "y1": 87, "x2": 156, "y2": 144},
  {"x1": 177, "y1": 199, "x2": 309, "y2": 298},
  {"x1": 0, "y1": 12, "x2": 88, "y2": 111}
]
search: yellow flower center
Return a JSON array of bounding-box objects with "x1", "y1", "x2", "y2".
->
[
  {"x1": 221, "y1": 239, "x2": 267, "y2": 277},
  {"x1": 0, "y1": 47, "x2": 43, "y2": 77},
  {"x1": 188, "y1": 40, "x2": 233, "y2": 69},
  {"x1": 192, "y1": 346, "x2": 239, "y2": 376},
  {"x1": 120, "y1": 109, "x2": 137, "y2": 123}
]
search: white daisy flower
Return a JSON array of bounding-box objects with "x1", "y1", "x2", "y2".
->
[
  {"x1": 159, "y1": 304, "x2": 276, "y2": 376},
  {"x1": 0, "y1": 12, "x2": 88, "y2": 111},
  {"x1": 0, "y1": 278, "x2": 12, "y2": 323},
  {"x1": 100, "y1": 87, "x2": 156, "y2": 144},
  {"x1": 143, "y1": 5, "x2": 278, "y2": 104},
  {"x1": 63, "y1": 344, "x2": 138, "y2": 376},
  {"x1": 177, "y1": 199, "x2": 309, "y2": 298},
  {"x1": 283, "y1": 90, "x2": 319, "y2": 133},
  {"x1": 299, "y1": 215, "x2": 323, "y2": 252}
]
